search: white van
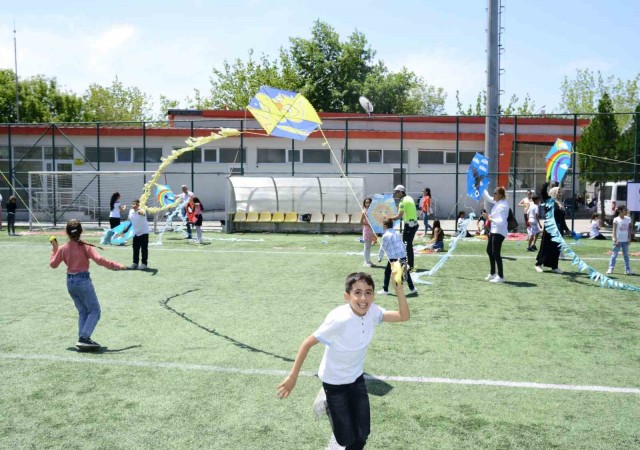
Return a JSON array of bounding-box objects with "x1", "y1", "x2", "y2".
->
[{"x1": 597, "y1": 181, "x2": 627, "y2": 221}]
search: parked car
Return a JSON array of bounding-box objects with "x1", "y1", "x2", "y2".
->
[{"x1": 597, "y1": 181, "x2": 627, "y2": 223}]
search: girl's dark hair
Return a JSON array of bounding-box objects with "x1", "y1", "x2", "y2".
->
[
  {"x1": 424, "y1": 188, "x2": 431, "y2": 196},
  {"x1": 110, "y1": 192, "x2": 120, "y2": 210},
  {"x1": 592, "y1": 213, "x2": 599, "y2": 220},
  {"x1": 345, "y1": 272, "x2": 375, "y2": 293},
  {"x1": 433, "y1": 220, "x2": 441, "y2": 230},
  {"x1": 66, "y1": 219, "x2": 103, "y2": 249},
  {"x1": 362, "y1": 197, "x2": 372, "y2": 207},
  {"x1": 458, "y1": 211, "x2": 465, "y2": 217},
  {"x1": 383, "y1": 218, "x2": 393, "y2": 229}
]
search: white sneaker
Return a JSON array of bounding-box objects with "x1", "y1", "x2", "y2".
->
[
  {"x1": 128, "y1": 263, "x2": 138, "y2": 270},
  {"x1": 489, "y1": 276, "x2": 504, "y2": 283},
  {"x1": 534, "y1": 265, "x2": 543, "y2": 273},
  {"x1": 410, "y1": 289, "x2": 418, "y2": 295},
  {"x1": 363, "y1": 262, "x2": 372, "y2": 267},
  {"x1": 377, "y1": 289, "x2": 388, "y2": 295},
  {"x1": 606, "y1": 269, "x2": 613, "y2": 275},
  {"x1": 552, "y1": 268, "x2": 563, "y2": 274},
  {"x1": 139, "y1": 264, "x2": 148, "y2": 270},
  {"x1": 484, "y1": 273, "x2": 496, "y2": 281},
  {"x1": 626, "y1": 270, "x2": 634, "y2": 275}
]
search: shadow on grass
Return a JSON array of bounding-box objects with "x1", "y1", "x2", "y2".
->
[
  {"x1": 65, "y1": 345, "x2": 142, "y2": 353},
  {"x1": 161, "y1": 289, "x2": 294, "y2": 363},
  {"x1": 364, "y1": 374, "x2": 394, "y2": 397}
]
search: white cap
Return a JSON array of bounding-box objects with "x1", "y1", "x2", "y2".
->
[{"x1": 394, "y1": 185, "x2": 406, "y2": 192}]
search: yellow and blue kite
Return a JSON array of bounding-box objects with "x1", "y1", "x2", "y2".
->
[{"x1": 247, "y1": 86, "x2": 322, "y2": 141}]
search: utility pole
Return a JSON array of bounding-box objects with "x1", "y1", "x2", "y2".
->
[
  {"x1": 485, "y1": 0, "x2": 500, "y2": 193},
  {"x1": 13, "y1": 21, "x2": 20, "y2": 123}
]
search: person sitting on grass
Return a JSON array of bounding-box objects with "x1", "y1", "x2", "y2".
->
[
  {"x1": 49, "y1": 219, "x2": 126, "y2": 351},
  {"x1": 276, "y1": 271, "x2": 410, "y2": 450},
  {"x1": 456, "y1": 211, "x2": 473, "y2": 238},
  {"x1": 589, "y1": 213, "x2": 606, "y2": 240},
  {"x1": 426, "y1": 219, "x2": 445, "y2": 252}
]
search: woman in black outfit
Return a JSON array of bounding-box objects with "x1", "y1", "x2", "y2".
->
[{"x1": 535, "y1": 183, "x2": 569, "y2": 273}]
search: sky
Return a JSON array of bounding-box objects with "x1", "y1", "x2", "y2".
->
[{"x1": 0, "y1": 0, "x2": 638, "y2": 116}]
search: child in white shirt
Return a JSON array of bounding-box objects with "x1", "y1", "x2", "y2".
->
[
  {"x1": 127, "y1": 199, "x2": 150, "y2": 270},
  {"x1": 607, "y1": 206, "x2": 633, "y2": 275},
  {"x1": 277, "y1": 271, "x2": 410, "y2": 449}
]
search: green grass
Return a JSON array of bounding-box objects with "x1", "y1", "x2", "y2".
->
[{"x1": 1, "y1": 229, "x2": 639, "y2": 449}]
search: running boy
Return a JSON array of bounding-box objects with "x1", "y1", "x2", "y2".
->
[{"x1": 276, "y1": 271, "x2": 410, "y2": 449}]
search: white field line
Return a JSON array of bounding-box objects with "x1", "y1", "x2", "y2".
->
[
  {"x1": 0, "y1": 243, "x2": 628, "y2": 261},
  {"x1": 1, "y1": 353, "x2": 639, "y2": 395}
]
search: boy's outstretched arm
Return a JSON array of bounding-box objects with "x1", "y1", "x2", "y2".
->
[
  {"x1": 382, "y1": 271, "x2": 410, "y2": 323},
  {"x1": 276, "y1": 335, "x2": 319, "y2": 398}
]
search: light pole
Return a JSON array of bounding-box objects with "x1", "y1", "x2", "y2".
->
[{"x1": 13, "y1": 21, "x2": 19, "y2": 123}]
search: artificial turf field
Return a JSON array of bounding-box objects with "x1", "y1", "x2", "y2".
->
[{"x1": 1, "y1": 228, "x2": 639, "y2": 449}]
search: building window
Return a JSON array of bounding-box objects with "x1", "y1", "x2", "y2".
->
[
  {"x1": 303, "y1": 149, "x2": 330, "y2": 164},
  {"x1": 383, "y1": 150, "x2": 409, "y2": 164},
  {"x1": 133, "y1": 147, "x2": 163, "y2": 163},
  {"x1": 418, "y1": 150, "x2": 444, "y2": 164},
  {"x1": 288, "y1": 149, "x2": 300, "y2": 162},
  {"x1": 342, "y1": 149, "x2": 367, "y2": 164},
  {"x1": 203, "y1": 149, "x2": 217, "y2": 162},
  {"x1": 174, "y1": 147, "x2": 202, "y2": 163},
  {"x1": 85, "y1": 147, "x2": 116, "y2": 163},
  {"x1": 12, "y1": 146, "x2": 41, "y2": 160},
  {"x1": 219, "y1": 148, "x2": 245, "y2": 164},
  {"x1": 257, "y1": 148, "x2": 286, "y2": 163},
  {"x1": 44, "y1": 146, "x2": 74, "y2": 159},
  {"x1": 0, "y1": 146, "x2": 8, "y2": 160},
  {"x1": 368, "y1": 150, "x2": 382, "y2": 163},
  {"x1": 116, "y1": 147, "x2": 132, "y2": 163},
  {"x1": 445, "y1": 151, "x2": 480, "y2": 165}
]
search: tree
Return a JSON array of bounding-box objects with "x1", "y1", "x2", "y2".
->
[
  {"x1": 0, "y1": 69, "x2": 83, "y2": 123},
  {"x1": 82, "y1": 77, "x2": 153, "y2": 123},
  {"x1": 559, "y1": 68, "x2": 640, "y2": 130},
  {"x1": 617, "y1": 104, "x2": 640, "y2": 181},
  {"x1": 205, "y1": 20, "x2": 446, "y2": 114},
  {"x1": 577, "y1": 93, "x2": 620, "y2": 219},
  {"x1": 363, "y1": 64, "x2": 446, "y2": 115},
  {"x1": 206, "y1": 49, "x2": 297, "y2": 110}
]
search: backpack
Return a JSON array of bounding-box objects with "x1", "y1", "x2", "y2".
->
[{"x1": 507, "y1": 208, "x2": 518, "y2": 232}]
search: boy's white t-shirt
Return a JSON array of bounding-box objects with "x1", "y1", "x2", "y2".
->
[
  {"x1": 613, "y1": 216, "x2": 631, "y2": 243},
  {"x1": 314, "y1": 303, "x2": 385, "y2": 385},
  {"x1": 527, "y1": 204, "x2": 539, "y2": 223},
  {"x1": 128, "y1": 209, "x2": 150, "y2": 236}
]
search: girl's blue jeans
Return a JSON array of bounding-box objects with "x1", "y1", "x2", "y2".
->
[
  {"x1": 609, "y1": 241, "x2": 630, "y2": 271},
  {"x1": 66, "y1": 273, "x2": 101, "y2": 339}
]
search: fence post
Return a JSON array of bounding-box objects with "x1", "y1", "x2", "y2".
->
[
  {"x1": 571, "y1": 114, "x2": 578, "y2": 232},
  {"x1": 97, "y1": 122, "x2": 101, "y2": 227},
  {"x1": 52, "y1": 124, "x2": 57, "y2": 227},
  {"x1": 455, "y1": 116, "x2": 459, "y2": 212}
]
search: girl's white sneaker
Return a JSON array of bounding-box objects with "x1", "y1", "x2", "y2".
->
[
  {"x1": 484, "y1": 273, "x2": 496, "y2": 281},
  {"x1": 489, "y1": 276, "x2": 504, "y2": 283}
]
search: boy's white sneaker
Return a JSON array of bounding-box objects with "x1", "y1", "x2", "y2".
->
[
  {"x1": 377, "y1": 289, "x2": 388, "y2": 295},
  {"x1": 139, "y1": 264, "x2": 148, "y2": 270},
  {"x1": 534, "y1": 265, "x2": 543, "y2": 273},
  {"x1": 626, "y1": 270, "x2": 634, "y2": 275},
  {"x1": 484, "y1": 273, "x2": 496, "y2": 281},
  {"x1": 489, "y1": 276, "x2": 504, "y2": 283},
  {"x1": 410, "y1": 289, "x2": 418, "y2": 295},
  {"x1": 606, "y1": 268, "x2": 613, "y2": 275}
]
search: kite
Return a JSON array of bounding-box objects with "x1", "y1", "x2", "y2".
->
[
  {"x1": 541, "y1": 198, "x2": 640, "y2": 291},
  {"x1": 467, "y1": 153, "x2": 490, "y2": 200},
  {"x1": 247, "y1": 86, "x2": 322, "y2": 141},
  {"x1": 546, "y1": 138, "x2": 573, "y2": 184},
  {"x1": 101, "y1": 220, "x2": 135, "y2": 246},
  {"x1": 155, "y1": 183, "x2": 176, "y2": 208},
  {"x1": 367, "y1": 194, "x2": 400, "y2": 234}
]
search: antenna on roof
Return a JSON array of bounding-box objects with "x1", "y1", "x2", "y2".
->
[{"x1": 359, "y1": 96, "x2": 373, "y2": 116}]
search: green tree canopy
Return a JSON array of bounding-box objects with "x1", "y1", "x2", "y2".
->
[
  {"x1": 82, "y1": 77, "x2": 153, "y2": 123},
  {"x1": 455, "y1": 90, "x2": 536, "y2": 116},
  {"x1": 0, "y1": 69, "x2": 83, "y2": 123},
  {"x1": 206, "y1": 20, "x2": 446, "y2": 115},
  {"x1": 559, "y1": 68, "x2": 640, "y2": 130}
]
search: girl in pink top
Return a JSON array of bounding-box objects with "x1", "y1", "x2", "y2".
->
[
  {"x1": 50, "y1": 219, "x2": 125, "y2": 351},
  {"x1": 360, "y1": 197, "x2": 378, "y2": 266}
]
